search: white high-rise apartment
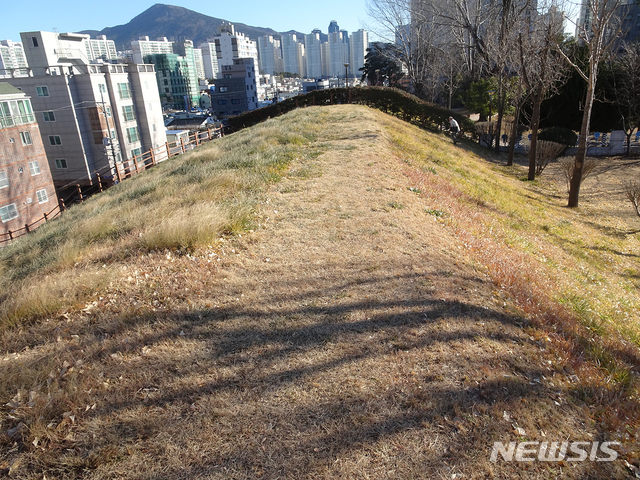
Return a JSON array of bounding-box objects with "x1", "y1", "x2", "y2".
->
[
  {"x1": 257, "y1": 35, "x2": 283, "y2": 75},
  {"x1": 349, "y1": 30, "x2": 369, "y2": 78},
  {"x1": 131, "y1": 36, "x2": 175, "y2": 64},
  {"x1": 0, "y1": 40, "x2": 28, "y2": 78},
  {"x1": 85, "y1": 35, "x2": 118, "y2": 61},
  {"x1": 192, "y1": 47, "x2": 205, "y2": 79},
  {"x1": 212, "y1": 24, "x2": 259, "y2": 74},
  {"x1": 282, "y1": 34, "x2": 305, "y2": 77},
  {"x1": 10, "y1": 31, "x2": 166, "y2": 189},
  {"x1": 328, "y1": 31, "x2": 349, "y2": 78},
  {"x1": 304, "y1": 31, "x2": 323, "y2": 79},
  {"x1": 199, "y1": 41, "x2": 220, "y2": 80}
]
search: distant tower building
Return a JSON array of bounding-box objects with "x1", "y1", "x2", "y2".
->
[
  {"x1": 321, "y1": 42, "x2": 331, "y2": 78},
  {"x1": 328, "y1": 31, "x2": 349, "y2": 77},
  {"x1": 0, "y1": 82, "x2": 57, "y2": 236},
  {"x1": 281, "y1": 34, "x2": 305, "y2": 77},
  {"x1": 328, "y1": 21, "x2": 340, "y2": 34},
  {"x1": 349, "y1": 29, "x2": 368, "y2": 77},
  {"x1": 304, "y1": 31, "x2": 323, "y2": 79},
  {"x1": 257, "y1": 35, "x2": 283, "y2": 75},
  {"x1": 0, "y1": 40, "x2": 28, "y2": 77}
]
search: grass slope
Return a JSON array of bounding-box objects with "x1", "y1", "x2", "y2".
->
[{"x1": 0, "y1": 105, "x2": 638, "y2": 479}]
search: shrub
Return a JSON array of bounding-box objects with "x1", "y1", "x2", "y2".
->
[
  {"x1": 225, "y1": 87, "x2": 475, "y2": 137},
  {"x1": 623, "y1": 178, "x2": 640, "y2": 218},
  {"x1": 522, "y1": 140, "x2": 565, "y2": 176},
  {"x1": 558, "y1": 156, "x2": 598, "y2": 192},
  {"x1": 538, "y1": 127, "x2": 578, "y2": 147}
]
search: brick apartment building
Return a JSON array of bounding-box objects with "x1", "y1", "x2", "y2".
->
[{"x1": 0, "y1": 82, "x2": 57, "y2": 237}]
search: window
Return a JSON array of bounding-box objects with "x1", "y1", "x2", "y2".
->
[
  {"x1": 98, "y1": 84, "x2": 107, "y2": 93},
  {"x1": 20, "y1": 131, "x2": 32, "y2": 145},
  {"x1": 0, "y1": 203, "x2": 18, "y2": 223},
  {"x1": 36, "y1": 86, "x2": 49, "y2": 97},
  {"x1": 29, "y1": 161, "x2": 41, "y2": 176},
  {"x1": 43, "y1": 111, "x2": 55, "y2": 122},
  {"x1": 49, "y1": 135, "x2": 62, "y2": 146},
  {"x1": 130, "y1": 147, "x2": 142, "y2": 157},
  {"x1": 218, "y1": 99, "x2": 227, "y2": 105},
  {"x1": 122, "y1": 105, "x2": 135, "y2": 121},
  {"x1": 224, "y1": 74, "x2": 232, "y2": 79},
  {"x1": 231, "y1": 99, "x2": 240, "y2": 104},
  {"x1": 0, "y1": 171, "x2": 8, "y2": 189},
  {"x1": 55, "y1": 158, "x2": 67, "y2": 169},
  {"x1": 36, "y1": 189, "x2": 48, "y2": 204},
  {"x1": 117, "y1": 83, "x2": 131, "y2": 99},
  {"x1": 126, "y1": 126, "x2": 139, "y2": 143},
  {"x1": 219, "y1": 86, "x2": 228, "y2": 92},
  {"x1": 30, "y1": 37, "x2": 39, "y2": 48},
  {"x1": 105, "y1": 106, "x2": 112, "y2": 117}
]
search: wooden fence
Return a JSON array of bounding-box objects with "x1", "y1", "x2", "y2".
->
[
  {"x1": 0, "y1": 125, "x2": 223, "y2": 246},
  {"x1": 114, "y1": 126, "x2": 223, "y2": 181},
  {"x1": 0, "y1": 204, "x2": 62, "y2": 245}
]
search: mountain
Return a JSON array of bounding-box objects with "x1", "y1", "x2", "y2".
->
[{"x1": 80, "y1": 4, "x2": 305, "y2": 51}]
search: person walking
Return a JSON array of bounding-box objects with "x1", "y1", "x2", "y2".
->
[{"x1": 448, "y1": 116, "x2": 460, "y2": 144}]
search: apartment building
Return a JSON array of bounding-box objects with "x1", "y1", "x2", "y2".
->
[
  {"x1": 212, "y1": 24, "x2": 260, "y2": 73},
  {"x1": 304, "y1": 31, "x2": 323, "y2": 79},
  {"x1": 349, "y1": 30, "x2": 369, "y2": 78},
  {"x1": 282, "y1": 34, "x2": 305, "y2": 77},
  {"x1": 328, "y1": 31, "x2": 349, "y2": 78},
  {"x1": 0, "y1": 40, "x2": 28, "y2": 78},
  {"x1": 209, "y1": 58, "x2": 258, "y2": 117},
  {"x1": 85, "y1": 35, "x2": 118, "y2": 62},
  {"x1": 131, "y1": 36, "x2": 175, "y2": 64},
  {"x1": 8, "y1": 31, "x2": 166, "y2": 190},
  {"x1": 199, "y1": 41, "x2": 220, "y2": 80},
  {"x1": 257, "y1": 35, "x2": 283, "y2": 75},
  {"x1": 0, "y1": 83, "x2": 57, "y2": 235}
]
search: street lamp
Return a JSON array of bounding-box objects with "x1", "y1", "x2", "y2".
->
[{"x1": 344, "y1": 63, "x2": 350, "y2": 88}]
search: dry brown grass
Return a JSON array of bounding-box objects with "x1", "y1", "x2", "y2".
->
[{"x1": 0, "y1": 105, "x2": 638, "y2": 479}]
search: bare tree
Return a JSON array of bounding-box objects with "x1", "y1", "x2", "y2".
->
[
  {"x1": 624, "y1": 178, "x2": 640, "y2": 218},
  {"x1": 522, "y1": 140, "x2": 566, "y2": 175},
  {"x1": 559, "y1": 156, "x2": 598, "y2": 192},
  {"x1": 609, "y1": 42, "x2": 640, "y2": 156},
  {"x1": 518, "y1": 3, "x2": 569, "y2": 180},
  {"x1": 366, "y1": 0, "x2": 450, "y2": 98},
  {"x1": 558, "y1": 0, "x2": 628, "y2": 207}
]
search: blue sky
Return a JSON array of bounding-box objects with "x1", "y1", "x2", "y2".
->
[{"x1": 2, "y1": 0, "x2": 371, "y2": 44}]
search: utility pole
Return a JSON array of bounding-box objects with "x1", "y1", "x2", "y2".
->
[{"x1": 99, "y1": 88, "x2": 119, "y2": 182}]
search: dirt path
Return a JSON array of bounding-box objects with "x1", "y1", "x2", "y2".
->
[{"x1": 42, "y1": 106, "x2": 628, "y2": 479}]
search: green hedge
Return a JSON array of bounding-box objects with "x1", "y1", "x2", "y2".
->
[{"x1": 226, "y1": 87, "x2": 474, "y2": 136}]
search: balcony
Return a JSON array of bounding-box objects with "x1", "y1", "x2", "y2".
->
[{"x1": 0, "y1": 100, "x2": 36, "y2": 128}]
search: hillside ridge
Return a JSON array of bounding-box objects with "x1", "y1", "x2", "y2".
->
[{"x1": 0, "y1": 105, "x2": 637, "y2": 478}]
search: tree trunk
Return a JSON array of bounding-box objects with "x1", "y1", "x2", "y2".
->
[
  {"x1": 495, "y1": 75, "x2": 505, "y2": 155},
  {"x1": 507, "y1": 104, "x2": 521, "y2": 167},
  {"x1": 568, "y1": 64, "x2": 598, "y2": 208},
  {"x1": 528, "y1": 84, "x2": 543, "y2": 181}
]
